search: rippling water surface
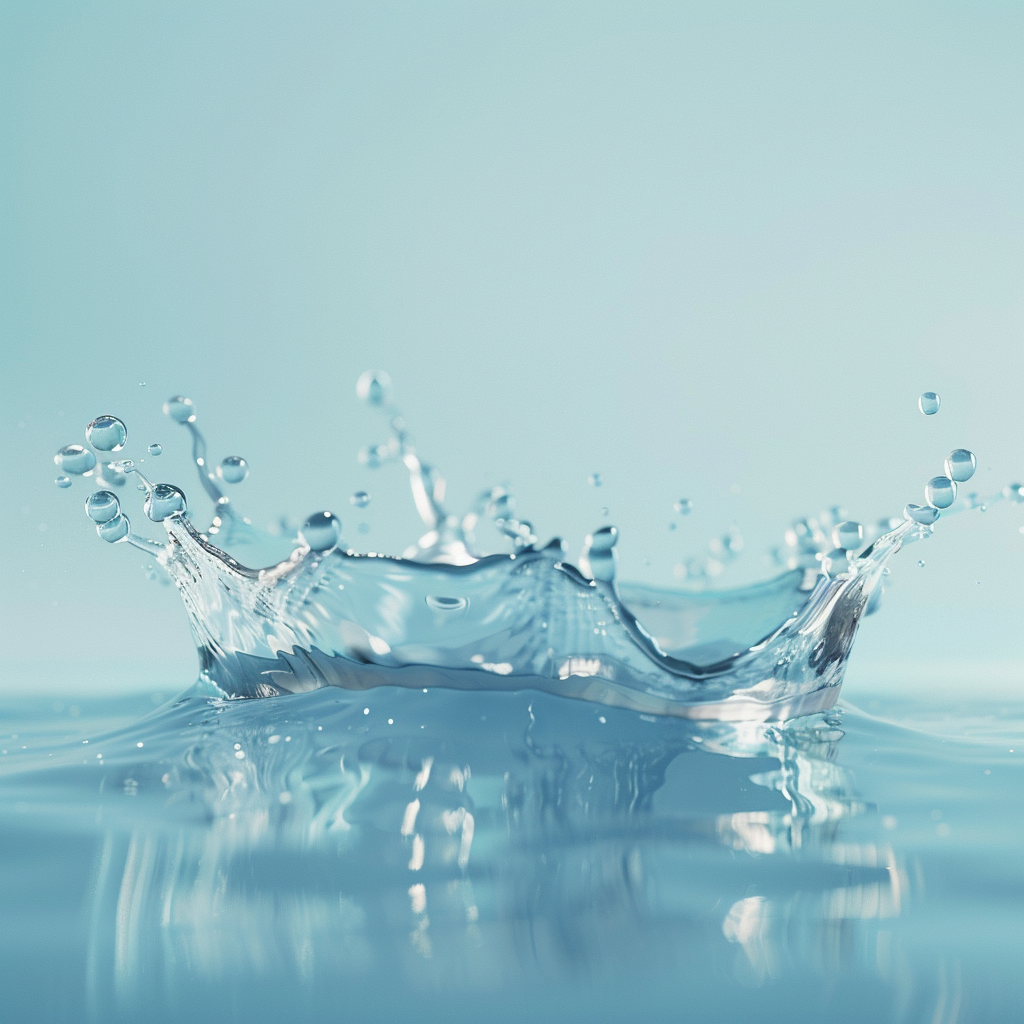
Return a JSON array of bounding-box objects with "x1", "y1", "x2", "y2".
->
[{"x1": 3, "y1": 682, "x2": 1022, "y2": 1023}]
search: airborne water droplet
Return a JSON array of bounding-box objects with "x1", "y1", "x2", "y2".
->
[
  {"x1": 55, "y1": 476, "x2": 71, "y2": 489},
  {"x1": 925, "y1": 476, "x2": 957, "y2": 509},
  {"x1": 148, "y1": 443, "x2": 163, "y2": 457},
  {"x1": 918, "y1": 392, "x2": 941, "y2": 415},
  {"x1": 86, "y1": 415, "x2": 127, "y2": 452},
  {"x1": 350, "y1": 491, "x2": 371, "y2": 508},
  {"x1": 588, "y1": 473, "x2": 603, "y2": 487},
  {"x1": 356, "y1": 371, "x2": 392, "y2": 407},
  {"x1": 85, "y1": 490, "x2": 120, "y2": 524},
  {"x1": 674, "y1": 498, "x2": 693, "y2": 515},
  {"x1": 300, "y1": 511, "x2": 341, "y2": 552},
  {"x1": 904, "y1": 503, "x2": 940, "y2": 525},
  {"x1": 944, "y1": 449, "x2": 976, "y2": 483},
  {"x1": 163, "y1": 396, "x2": 196, "y2": 424},
  {"x1": 144, "y1": 484, "x2": 187, "y2": 522},
  {"x1": 54, "y1": 445, "x2": 97, "y2": 475},
  {"x1": 218, "y1": 456, "x2": 248, "y2": 484},
  {"x1": 96, "y1": 513, "x2": 130, "y2": 543}
]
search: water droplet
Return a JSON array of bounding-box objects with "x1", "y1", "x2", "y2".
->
[
  {"x1": 300, "y1": 511, "x2": 341, "y2": 552},
  {"x1": 86, "y1": 415, "x2": 127, "y2": 452},
  {"x1": 358, "y1": 522, "x2": 370, "y2": 534},
  {"x1": 831, "y1": 520, "x2": 863, "y2": 552},
  {"x1": 85, "y1": 490, "x2": 120, "y2": 524},
  {"x1": 112, "y1": 459, "x2": 135, "y2": 475},
  {"x1": 144, "y1": 483, "x2": 187, "y2": 522},
  {"x1": 588, "y1": 473, "x2": 603, "y2": 487},
  {"x1": 350, "y1": 490, "x2": 371, "y2": 508},
  {"x1": 98, "y1": 462, "x2": 128, "y2": 488},
  {"x1": 674, "y1": 498, "x2": 693, "y2": 515},
  {"x1": 97, "y1": 513, "x2": 130, "y2": 543},
  {"x1": 54, "y1": 445, "x2": 97, "y2": 475},
  {"x1": 925, "y1": 475, "x2": 957, "y2": 509},
  {"x1": 148, "y1": 443, "x2": 163, "y2": 457},
  {"x1": 918, "y1": 392, "x2": 941, "y2": 415},
  {"x1": 425, "y1": 595, "x2": 468, "y2": 611},
  {"x1": 163, "y1": 395, "x2": 196, "y2": 424},
  {"x1": 823, "y1": 548, "x2": 849, "y2": 575},
  {"x1": 918, "y1": 559, "x2": 926, "y2": 568},
  {"x1": 487, "y1": 490, "x2": 514, "y2": 520},
  {"x1": 356, "y1": 371, "x2": 392, "y2": 407},
  {"x1": 1004, "y1": 483, "x2": 1024, "y2": 503},
  {"x1": 903, "y1": 503, "x2": 940, "y2": 525},
  {"x1": 218, "y1": 456, "x2": 248, "y2": 484},
  {"x1": 358, "y1": 444, "x2": 388, "y2": 469},
  {"x1": 55, "y1": 476, "x2": 71, "y2": 489},
  {"x1": 942, "y1": 449, "x2": 976, "y2": 483}
]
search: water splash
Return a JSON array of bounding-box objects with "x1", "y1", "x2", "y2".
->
[{"x1": 50, "y1": 383, "x2": 1015, "y2": 721}]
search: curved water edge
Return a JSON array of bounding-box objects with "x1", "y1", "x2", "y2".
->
[{"x1": 51, "y1": 383, "x2": 1020, "y2": 720}]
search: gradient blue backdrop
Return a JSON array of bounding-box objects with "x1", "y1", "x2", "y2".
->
[{"x1": 2, "y1": 1, "x2": 1021, "y2": 695}]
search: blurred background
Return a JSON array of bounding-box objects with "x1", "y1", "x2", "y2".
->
[{"x1": 2, "y1": 0, "x2": 1021, "y2": 696}]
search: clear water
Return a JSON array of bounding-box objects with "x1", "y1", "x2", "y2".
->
[{"x1": 3, "y1": 381, "x2": 1022, "y2": 1022}]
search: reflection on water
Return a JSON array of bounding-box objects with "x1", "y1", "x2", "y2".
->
[{"x1": 12, "y1": 685, "x2": 1014, "y2": 1024}]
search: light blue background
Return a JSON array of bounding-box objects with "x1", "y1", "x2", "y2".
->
[{"x1": 2, "y1": 1, "x2": 1021, "y2": 695}]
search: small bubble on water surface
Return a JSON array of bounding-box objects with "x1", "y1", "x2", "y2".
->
[
  {"x1": 97, "y1": 513, "x2": 130, "y2": 543},
  {"x1": 218, "y1": 456, "x2": 248, "y2": 484},
  {"x1": 356, "y1": 371, "x2": 392, "y2": 407},
  {"x1": 588, "y1": 473, "x2": 603, "y2": 487},
  {"x1": 85, "y1": 490, "x2": 120, "y2": 523},
  {"x1": 144, "y1": 483, "x2": 187, "y2": 522},
  {"x1": 300, "y1": 511, "x2": 341, "y2": 552},
  {"x1": 904, "y1": 503, "x2": 939, "y2": 525},
  {"x1": 55, "y1": 476, "x2": 71, "y2": 489},
  {"x1": 944, "y1": 449, "x2": 976, "y2": 483},
  {"x1": 86, "y1": 415, "x2": 127, "y2": 452},
  {"x1": 148, "y1": 443, "x2": 162, "y2": 457},
  {"x1": 674, "y1": 498, "x2": 693, "y2": 515},
  {"x1": 925, "y1": 476, "x2": 957, "y2": 509},
  {"x1": 918, "y1": 392, "x2": 941, "y2": 415},
  {"x1": 350, "y1": 491, "x2": 371, "y2": 508},
  {"x1": 54, "y1": 445, "x2": 96, "y2": 475},
  {"x1": 425, "y1": 595, "x2": 467, "y2": 611},
  {"x1": 163, "y1": 395, "x2": 196, "y2": 424},
  {"x1": 831, "y1": 521, "x2": 863, "y2": 552}
]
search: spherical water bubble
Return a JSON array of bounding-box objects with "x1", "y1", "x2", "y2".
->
[
  {"x1": 831, "y1": 520, "x2": 863, "y2": 552},
  {"x1": 85, "y1": 415, "x2": 127, "y2": 452},
  {"x1": 300, "y1": 511, "x2": 341, "y2": 552},
  {"x1": 674, "y1": 498, "x2": 693, "y2": 515},
  {"x1": 85, "y1": 490, "x2": 120, "y2": 524},
  {"x1": 148, "y1": 443, "x2": 163, "y2": 457},
  {"x1": 350, "y1": 490, "x2": 371, "y2": 508},
  {"x1": 903, "y1": 503, "x2": 940, "y2": 525},
  {"x1": 925, "y1": 475, "x2": 957, "y2": 509},
  {"x1": 144, "y1": 483, "x2": 187, "y2": 522},
  {"x1": 944, "y1": 449, "x2": 976, "y2": 483},
  {"x1": 96, "y1": 513, "x2": 129, "y2": 543},
  {"x1": 163, "y1": 395, "x2": 196, "y2": 424},
  {"x1": 55, "y1": 476, "x2": 71, "y2": 489},
  {"x1": 218, "y1": 456, "x2": 248, "y2": 484},
  {"x1": 356, "y1": 371, "x2": 392, "y2": 407},
  {"x1": 54, "y1": 444, "x2": 97, "y2": 475},
  {"x1": 918, "y1": 392, "x2": 941, "y2": 415}
]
